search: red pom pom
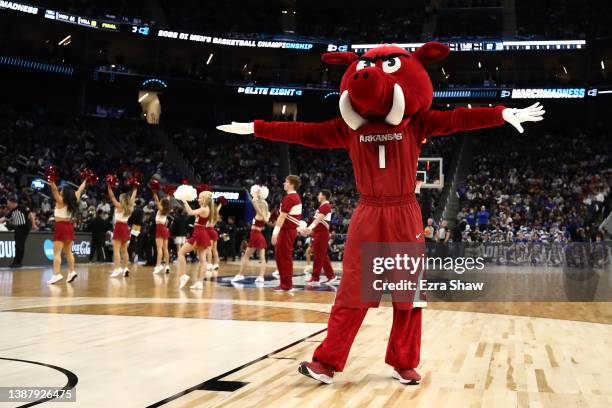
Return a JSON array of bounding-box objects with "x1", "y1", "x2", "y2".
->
[
  {"x1": 105, "y1": 173, "x2": 119, "y2": 187},
  {"x1": 44, "y1": 166, "x2": 58, "y2": 183},
  {"x1": 80, "y1": 168, "x2": 98, "y2": 185},
  {"x1": 196, "y1": 183, "x2": 210, "y2": 193},
  {"x1": 149, "y1": 179, "x2": 161, "y2": 192},
  {"x1": 163, "y1": 184, "x2": 177, "y2": 195},
  {"x1": 126, "y1": 175, "x2": 141, "y2": 188},
  {"x1": 87, "y1": 174, "x2": 99, "y2": 186},
  {"x1": 218, "y1": 196, "x2": 228, "y2": 205},
  {"x1": 180, "y1": 178, "x2": 189, "y2": 185}
]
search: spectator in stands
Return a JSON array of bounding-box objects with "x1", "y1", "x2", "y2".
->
[
  {"x1": 476, "y1": 206, "x2": 490, "y2": 231},
  {"x1": 466, "y1": 208, "x2": 476, "y2": 228}
]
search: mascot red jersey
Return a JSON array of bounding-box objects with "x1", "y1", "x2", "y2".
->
[{"x1": 219, "y1": 42, "x2": 545, "y2": 385}]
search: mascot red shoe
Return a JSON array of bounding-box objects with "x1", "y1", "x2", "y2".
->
[{"x1": 218, "y1": 42, "x2": 545, "y2": 385}]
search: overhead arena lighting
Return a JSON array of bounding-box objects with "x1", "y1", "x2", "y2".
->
[
  {"x1": 58, "y1": 35, "x2": 71, "y2": 46},
  {"x1": 138, "y1": 93, "x2": 149, "y2": 102}
]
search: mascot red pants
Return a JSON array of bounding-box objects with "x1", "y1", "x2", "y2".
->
[{"x1": 314, "y1": 194, "x2": 424, "y2": 371}]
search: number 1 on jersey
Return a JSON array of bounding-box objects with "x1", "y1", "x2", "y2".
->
[{"x1": 378, "y1": 145, "x2": 386, "y2": 169}]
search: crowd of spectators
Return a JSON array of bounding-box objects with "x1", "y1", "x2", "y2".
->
[
  {"x1": 455, "y1": 124, "x2": 610, "y2": 245},
  {"x1": 0, "y1": 108, "x2": 181, "y2": 235}
]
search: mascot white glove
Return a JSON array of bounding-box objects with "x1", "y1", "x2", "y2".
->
[
  {"x1": 502, "y1": 102, "x2": 545, "y2": 134},
  {"x1": 217, "y1": 122, "x2": 255, "y2": 135}
]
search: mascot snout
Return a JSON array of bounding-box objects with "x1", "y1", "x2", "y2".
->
[
  {"x1": 341, "y1": 68, "x2": 406, "y2": 130},
  {"x1": 346, "y1": 67, "x2": 395, "y2": 119}
]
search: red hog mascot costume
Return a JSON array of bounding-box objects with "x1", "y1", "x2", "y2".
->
[{"x1": 218, "y1": 42, "x2": 545, "y2": 385}]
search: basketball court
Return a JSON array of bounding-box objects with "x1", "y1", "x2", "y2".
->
[{"x1": 1, "y1": 261, "x2": 611, "y2": 408}]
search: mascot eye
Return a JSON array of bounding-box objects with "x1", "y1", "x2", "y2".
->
[
  {"x1": 356, "y1": 60, "x2": 374, "y2": 71},
  {"x1": 382, "y1": 57, "x2": 401, "y2": 73}
]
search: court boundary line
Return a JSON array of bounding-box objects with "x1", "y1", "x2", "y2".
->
[
  {"x1": 146, "y1": 327, "x2": 327, "y2": 407},
  {"x1": 0, "y1": 357, "x2": 78, "y2": 407}
]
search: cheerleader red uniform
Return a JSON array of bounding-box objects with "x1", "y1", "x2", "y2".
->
[
  {"x1": 276, "y1": 192, "x2": 302, "y2": 290},
  {"x1": 113, "y1": 209, "x2": 131, "y2": 243},
  {"x1": 53, "y1": 206, "x2": 75, "y2": 241},
  {"x1": 187, "y1": 215, "x2": 211, "y2": 248},
  {"x1": 311, "y1": 201, "x2": 335, "y2": 281},
  {"x1": 205, "y1": 222, "x2": 219, "y2": 241},
  {"x1": 155, "y1": 212, "x2": 170, "y2": 239},
  {"x1": 247, "y1": 219, "x2": 267, "y2": 249}
]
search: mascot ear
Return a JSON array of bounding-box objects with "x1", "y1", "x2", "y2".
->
[
  {"x1": 413, "y1": 42, "x2": 450, "y2": 64},
  {"x1": 321, "y1": 51, "x2": 359, "y2": 65}
]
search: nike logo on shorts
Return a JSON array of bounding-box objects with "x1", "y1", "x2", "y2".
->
[{"x1": 416, "y1": 233, "x2": 422, "y2": 238}]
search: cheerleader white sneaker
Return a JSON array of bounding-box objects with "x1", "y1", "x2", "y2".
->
[
  {"x1": 179, "y1": 274, "x2": 190, "y2": 289},
  {"x1": 303, "y1": 265, "x2": 313, "y2": 274},
  {"x1": 272, "y1": 270, "x2": 280, "y2": 278},
  {"x1": 206, "y1": 264, "x2": 213, "y2": 271},
  {"x1": 213, "y1": 264, "x2": 219, "y2": 270},
  {"x1": 255, "y1": 275, "x2": 265, "y2": 283},
  {"x1": 110, "y1": 268, "x2": 124, "y2": 278},
  {"x1": 165, "y1": 265, "x2": 170, "y2": 274},
  {"x1": 190, "y1": 281, "x2": 204, "y2": 290},
  {"x1": 153, "y1": 265, "x2": 164, "y2": 274},
  {"x1": 231, "y1": 274, "x2": 245, "y2": 282},
  {"x1": 47, "y1": 274, "x2": 63, "y2": 284},
  {"x1": 66, "y1": 271, "x2": 78, "y2": 283}
]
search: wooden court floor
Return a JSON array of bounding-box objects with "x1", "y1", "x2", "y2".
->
[{"x1": 0, "y1": 262, "x2": 611, "y2": 407}]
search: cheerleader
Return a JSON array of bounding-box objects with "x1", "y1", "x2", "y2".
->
[
  {"x1": 152, "y1": 191, "x2": 171, "y2": 274},
  {"x1": 177, "y1": 191, "x2": 213, "y2": 289},
  {"x1": 108, "y1": 183, "x2": 137, "y2": 278},
  {"x1": 47, "y1": 180, "x2": 87, "y2": 284},
  {"x1": 231, "y1": 185, "x2": 270, "y2": 284},
  {"x1": 204, "y1": 198, "x2": 223, "y2": 279}
]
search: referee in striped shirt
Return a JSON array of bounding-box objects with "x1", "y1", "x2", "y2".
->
[{"x1": 5, "y1": 195, "x2": 35, "y2": 268}]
